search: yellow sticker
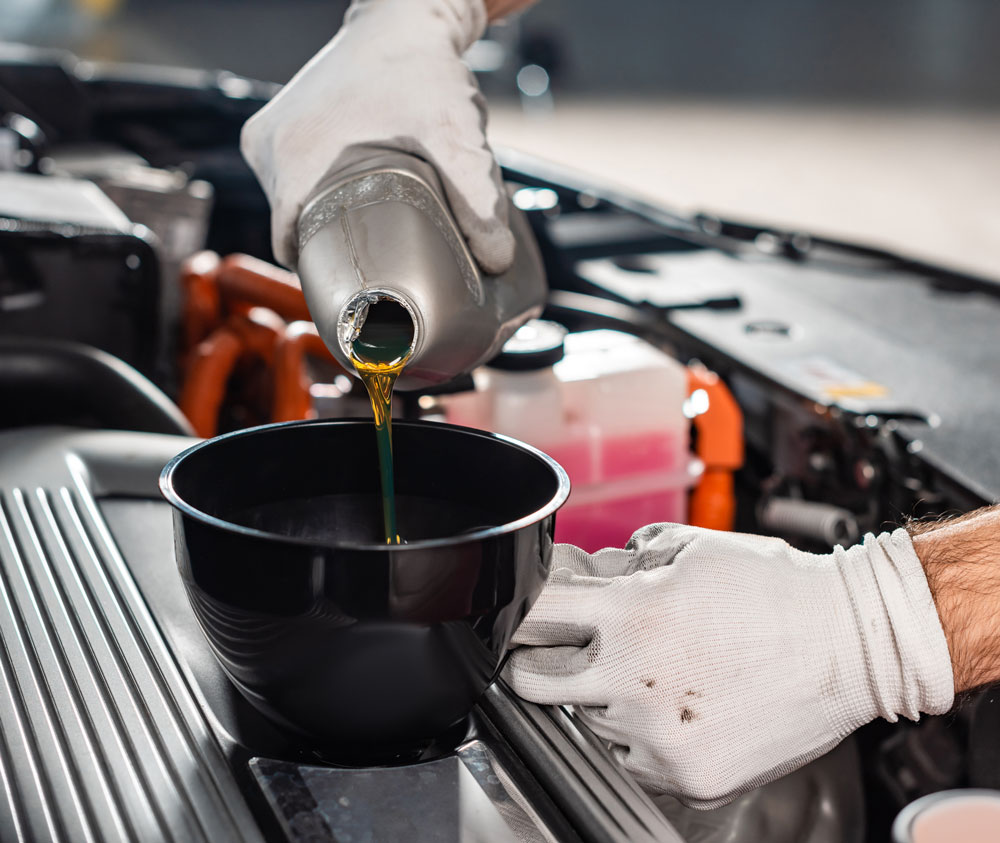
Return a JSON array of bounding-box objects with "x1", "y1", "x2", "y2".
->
[
  {"x1": 823, "y1": 382, "x2": 888, "y2": 400},
  {"x1": 780, "y1": 356, "x2": 889, "y2": 403}
]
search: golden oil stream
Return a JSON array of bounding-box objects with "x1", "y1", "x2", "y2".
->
[{"x1": 349, "y1": 312, "x2": 413, "y2": 544}]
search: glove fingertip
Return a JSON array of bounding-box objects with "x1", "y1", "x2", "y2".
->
[
  {"x1": 465, "y1": 223, "x2": 516, "y2": 276},
  {"x1": 238, "y1": 113, "x2": 297, "y2": 267},
  {"x1": 266, "y1": 196, "x2": 297, "y2": 269},
  {"x1": 428, "y1": 136, "x2": 516, "y2": 275},
  {"x1": 503, "y1": 654, "x2": 566, "y2": 705},
  {"x1": 503, "y1": 653, "x2": 543, "y2": 694}
]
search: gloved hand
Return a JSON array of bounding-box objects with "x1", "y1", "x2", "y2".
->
[
  {"x1": 506, "y1": 524, "x2": 954, "y2": 809},
  {"x1": 240, "y1": 0, "x2": 514, "y2": 274}
]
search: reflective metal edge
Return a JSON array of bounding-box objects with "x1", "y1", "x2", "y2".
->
[{"x1": 479, "y1": 680, "x2": 685, "y2": 843}]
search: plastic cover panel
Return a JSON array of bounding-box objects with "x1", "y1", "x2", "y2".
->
[{"x1": 0, "y1": 472, "x2": 262, "y2": 842}]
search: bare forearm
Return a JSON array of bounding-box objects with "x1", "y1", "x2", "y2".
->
[
  {"x1": 484, "y1": 0, "x2": 537, "y2": 21},
  {"x1": 908, "y1": 505, "x2": 1000, "y2": 693}
]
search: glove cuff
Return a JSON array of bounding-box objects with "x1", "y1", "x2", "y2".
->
[{"x1": 834, "y1": 528, "x2": 954, "y2": 726}]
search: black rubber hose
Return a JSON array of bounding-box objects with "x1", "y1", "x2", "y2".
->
[{"x1": 0, "y1": 337, "x2": 195, "y2": 437}]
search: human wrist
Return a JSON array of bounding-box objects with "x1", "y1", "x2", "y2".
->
[
  {"x1": 484, "y1": 0, "x2": 537, "y2": 21},
  {"x1": 908, "y1": 506, "x2": 1000, "y2": 693}
]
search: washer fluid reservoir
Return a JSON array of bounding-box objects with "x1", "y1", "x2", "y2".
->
[{"x1": 440, "y1": 322, "x2": 697, "y2": 552}]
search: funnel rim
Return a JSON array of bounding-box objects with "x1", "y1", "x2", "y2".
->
[{"x1": 160, "y1": 418, "x2": 571, "y2": 552}]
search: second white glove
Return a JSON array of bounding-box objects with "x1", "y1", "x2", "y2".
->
[
  {"x1": 506, "y1": 524, "x2": 954, "y2": 809},
  {"x1": 240, "y1": 0, "x2": 514, "y2": 273}
]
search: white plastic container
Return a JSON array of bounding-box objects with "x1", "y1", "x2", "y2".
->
[
  {"x1": 440, "y1": 324, "x2": 696, "y2": 552},
  {"x1": 893, "y1": 789, "x2": 1000, "y2": 843}
]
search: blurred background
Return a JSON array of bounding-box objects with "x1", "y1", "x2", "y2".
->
[{"x1": 5, "y1": 0, "x2": 998, "y2": 278}]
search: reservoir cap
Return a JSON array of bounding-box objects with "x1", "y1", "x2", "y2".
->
[{"x1": 488, "y1": 320, "x2": 567, "y2": 371}]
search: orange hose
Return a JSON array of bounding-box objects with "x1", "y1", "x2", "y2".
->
[
  {"x1": 178, "y1": 326, "x2": 243, "y2": 438},
  {"x1": 217, "y1": 253, "x2": 311, "y2": 322},
  {"x1": 179, "y1": 310, "x2": 288, "y2": 436},
  {"x1": 179, "y1": 251, "x2": 222, "y2": 358},
  {"x1": 227, "y1": 308, "x2": 284, "y2": 362},
  {"x1": 687, "y1": 364, "x2": 744, "y2": 531},
  {"x1": 178, "y1": 252, "x2": 321, "y2": 435},
  {"x1": 273, "y1": 321, "x2": 341, "y2": 422}
]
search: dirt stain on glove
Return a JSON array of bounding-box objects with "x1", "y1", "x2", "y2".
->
[{"x1": 680, "y1": 690, "x2": 702, "y2": 722}]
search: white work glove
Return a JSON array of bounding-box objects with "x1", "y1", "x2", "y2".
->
[
  {"x1": 240, "y1": 0, "x2": 514, "y2": 274},
  {"x1": 506, "y1": 524, "x2": 955, "y2": 809}
]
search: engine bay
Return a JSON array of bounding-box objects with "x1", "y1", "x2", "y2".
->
[{"x1": 1, "y1": 47, "x2": 999, "y2": 843}]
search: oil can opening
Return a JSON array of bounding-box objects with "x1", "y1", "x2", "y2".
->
[{"x1": 338, "y1": 292, "x2": 418, "y2": 366}]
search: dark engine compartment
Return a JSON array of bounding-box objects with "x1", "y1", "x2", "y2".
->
[{"x1": 2, "y1": 46, "x2": 1000, "y2": 842}]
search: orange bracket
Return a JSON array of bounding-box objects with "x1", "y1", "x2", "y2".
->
[{"x1": 687, "y1": 364, "x2": 744, "y2": 531}]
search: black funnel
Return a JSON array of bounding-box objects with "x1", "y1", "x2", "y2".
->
[{"x1": 160, "y1": 419, "x2": 569, "y2": 760}]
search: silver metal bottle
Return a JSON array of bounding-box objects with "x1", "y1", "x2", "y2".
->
[{"x1": 294, "y1": 153, "x2": 547, "y2": 391}]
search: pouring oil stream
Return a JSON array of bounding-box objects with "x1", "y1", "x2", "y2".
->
[{"x1": 347, "y1": 298, "x2": 414, "y2": 544}]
